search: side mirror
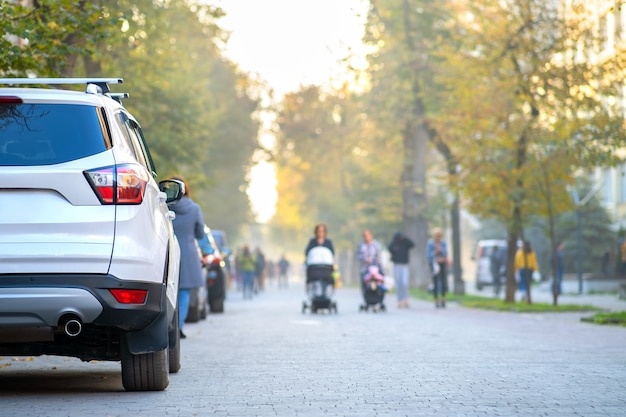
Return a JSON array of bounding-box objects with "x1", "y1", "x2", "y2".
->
[{"x1": 158, "y1": 179, "x2": 184, "y2": 204}]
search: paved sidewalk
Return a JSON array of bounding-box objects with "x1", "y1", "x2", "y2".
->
[{"x1": 1, "y1": 281, "x2": 625, "y2": 416}]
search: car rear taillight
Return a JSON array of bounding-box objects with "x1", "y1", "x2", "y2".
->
[
  {"x1": 84, "y1": 164, "x2": 148, "y2": 205},
  {"x1": 0, "y1": 96, "x2": 23, "y2": 104},
  {"x1": 109, "y1": 289, "x2": 148, "y2": 304},
  {"x1": 206, "y1": 254, "x2": 222, "y2": 265}
]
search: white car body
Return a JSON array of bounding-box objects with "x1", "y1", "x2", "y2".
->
[{"x1": 0, "y1": 82, "x2": 181, "y2": 391}]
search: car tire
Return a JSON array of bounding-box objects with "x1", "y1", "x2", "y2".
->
[
  {"x1": 121, "y1": 336, "x2": 169, "y2": 392},
  {"x1": 198, "y1": 286, "x2": 209, "y2": 320},
  {"x1": 210, "y1": 297, "x2": 224, "y2": 313},
  {"x1": 476, "y1": 282, "x2": 483, "y2": 291},
  {"x1": 168, "y1": 306, "x2": 181, "y2": 374}
]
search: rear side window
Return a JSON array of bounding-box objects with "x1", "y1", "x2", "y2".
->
[{"x1": 0, "y1": 103, "x2": 107, "y2": 166}]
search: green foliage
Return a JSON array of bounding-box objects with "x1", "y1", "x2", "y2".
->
[
  {"x1": 435, "y1": 0, "x2": 626, "y2": 229},
  {"x1": 0, "y1": 0, "x2": 115, "y2": 76},
  {"x1": 1, "y1": 0, "x2": 260, "y2": 240}
]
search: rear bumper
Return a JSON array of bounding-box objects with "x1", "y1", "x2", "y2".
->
[{"x1": 0, "y1": 273, "x2": 165, "y2": 331}]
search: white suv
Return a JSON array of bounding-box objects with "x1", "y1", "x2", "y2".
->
[{"x1": 0, "y1": 78, "x2": 182, "y2": 391}]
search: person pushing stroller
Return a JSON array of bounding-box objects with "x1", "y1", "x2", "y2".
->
[
  {"x1": 358, "y1": 230, "x2": 387, "y2": 312},
  {"x1": 302, "y1": 224, "x2": 337, "y2": 313}
]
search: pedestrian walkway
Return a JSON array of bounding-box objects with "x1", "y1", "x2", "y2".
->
[{"x1": 1, "y1": 281, "x2": 625, "y2": 416}]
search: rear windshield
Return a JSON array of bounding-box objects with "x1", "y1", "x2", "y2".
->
[{"x1": 0, "y1": 103, "x2": 107, "y2": 166}]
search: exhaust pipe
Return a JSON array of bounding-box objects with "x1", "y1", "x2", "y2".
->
[{"x1": 60, "y1": 316, "x2": 83, "y2": 337}]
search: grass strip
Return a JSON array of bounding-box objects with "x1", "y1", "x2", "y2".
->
[
  {"x1": 581, "y1": 311, "x2": 626, "y2": 327},
  {"x1": 409, "y1": 289, "x2": 597, "y2": 312}
]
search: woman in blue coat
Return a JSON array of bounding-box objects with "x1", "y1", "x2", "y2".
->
[{"x1": 169, "y1": 176, "x2": 206, "y2": 338}]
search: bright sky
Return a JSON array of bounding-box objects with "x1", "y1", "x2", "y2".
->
[{"x1": 214, "y1": 0, "x2": 369, "y2": 222}]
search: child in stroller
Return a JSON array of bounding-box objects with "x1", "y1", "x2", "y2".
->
[
  {"x1": 302, "y1": 246, "x2": 338, "y2": 314},
  {"x1": 359, "y1": 264, "x2": 387, "y2": 312}
]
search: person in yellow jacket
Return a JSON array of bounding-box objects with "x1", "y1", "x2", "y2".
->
[{"x1": 514, "y1": 241, "x2": 538, "y2": 301}]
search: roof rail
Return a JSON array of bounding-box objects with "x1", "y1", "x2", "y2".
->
[
  {"x1": 0, "y1": 78, "x2": 123, "y2": 94},
  {"x1": 108, "y1": 93, "x2": 129, "y2": 104}
]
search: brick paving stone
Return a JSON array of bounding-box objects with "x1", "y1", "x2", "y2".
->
[{"x1": 0, "y1": 282, "x2": 625, "y2": 416}]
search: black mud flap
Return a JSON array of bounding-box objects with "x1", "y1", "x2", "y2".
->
[
  {"x1": 124, "y1": 309, "x2": 168, "y2": 354},
  {"x1": 125, "y1": 285, "x2": 169, "y2": 354}
]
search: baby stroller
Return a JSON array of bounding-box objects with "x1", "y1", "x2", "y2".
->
[
  {"x1": 302, "y1": 246, "x2": 338, "y2": 314},
  {"x1": 359, "y1": 264, "x2": 387, "y2": 312}
]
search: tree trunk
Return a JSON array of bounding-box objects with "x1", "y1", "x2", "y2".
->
[
  {"x1": 536, "y1": 164, "x2": 559, "y2": 306},
  {"x1": 435, "y1": 139, "x2": 463, "y2": 295},
  {"x1": 505, "y1": 127, "x2": 529, "y2": 303},
  {"x1": 402, "y1": 122, "x2": 430, "y2": 289},
  {"x1": 505, "y1": 225, "x2": 519, "y2": 303},
  {"x1": 401, "y1": 0, "x2": 430, "y2": 289},
  {"x1": 84, "y1": 54, "x2": 103, "y2": 77},
  {"x1": 450, "y1": 193, "x2": 464, "y2": 294}
]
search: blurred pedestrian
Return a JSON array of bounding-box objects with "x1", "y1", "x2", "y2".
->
[
  {"x1": 237, "y1": 245, "x2": 256, "y2": 299},
  {"x1": 234, "y1": 247, "x2": 243, "y2": 291},
  {"x1": 490, "y1": 244, "x2": 506, "y2": 297},
  {"x1": 267, "y1": 259, "x2": 276, "y2": 286},
  {"x1": 358, "y1": 229, "x2": 383, "y2": 282},
  {"x1": 254, "y1": 247, "x2": 266, "y2": 292},
  {"x1": 427, "y1": 228, "x2": 448, "y2": 308},
  {"x1": 388, "y1": 231, "x2": 414, "y2": 308},
  {"x1": 278, "y1": 254, "x2": 290, "y2": 288},
  {"x1": 168, "y1": 176, "x2": 206, "y2": 339},
  {"x1": 305, "y1": 223, "x2": 335, "y2": 255},
  {"x1": 515, "y1": 240, "x2": 538, "y2": 302},
  {"x1": 305, "y1": 224, "x2": 335, "y2": 297}
]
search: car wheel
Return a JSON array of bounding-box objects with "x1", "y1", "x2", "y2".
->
[
  {"x1": 121, "y1": 336, "x2": 169, "y2": 392},
  {"x1": 210, "y1": 297, "x2": 224, "y2": 313},
  {"x1": 476, "y1": 282, "x2": 483, "y2": 291},
  {"x1": 200, "y1": 296, "x2": 208, "y2": 319},
  {"x1": 168, "y1": 305, "x2": 181, "y2": 374}
]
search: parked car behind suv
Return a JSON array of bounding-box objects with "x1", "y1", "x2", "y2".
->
[
  {"x1": 211, "y1": 229, "x2": 233, "y2": 289},
  {"x1": 0, "y1": 78, "x2": 182, "y2": 391},
  {"x1": 203, "y1": 226, "x2": 227, "y2": 313}
]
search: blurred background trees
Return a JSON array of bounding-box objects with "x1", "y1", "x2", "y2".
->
[{"x1": 3, "y1": 0, "x2": 625, "y2": 293}]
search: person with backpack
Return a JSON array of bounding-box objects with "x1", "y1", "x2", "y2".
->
[{"x1": 388, "y1": 231, "x2": 415, "y2": 309}]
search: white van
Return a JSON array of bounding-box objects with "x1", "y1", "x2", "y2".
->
[{"x1": 473, "y1": 240, "x2": 507, "y2": 290}]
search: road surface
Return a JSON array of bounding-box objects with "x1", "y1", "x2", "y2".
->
[{"x1": 1, "y1": 282, "x2": 625, "y2": 416}]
